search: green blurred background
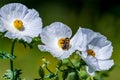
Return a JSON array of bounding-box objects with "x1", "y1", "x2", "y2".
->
[{"x1": 0, "y1": 0, "x2": 120, "y2": 80}]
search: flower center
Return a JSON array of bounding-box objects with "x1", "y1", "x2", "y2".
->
[
  {"x1": 58, "y1": 38, "x2": 70, "y2": 50},
  {"x1": 87, "y1": 49, "x2": 95, "y2": 57},
  {"x1": 13, "y1": 19, "x2": 23, "y2": 30}
]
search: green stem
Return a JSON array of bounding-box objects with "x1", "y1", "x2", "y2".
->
[
  {"x1": 10, "y1": 39, "x2": 16, "y2": 80},
  {"x1": 68, "y1": 58, "x2": 80, "y2": 80},
  {"x1": 45, "y1": 65, "x2": 53, "y2": 74},
  {"x1": 90, "y1": 77, "x2": 94, "y2": 80},
  {"x1": 68, "y1": 58, "x2": 76, "y2": 69}
]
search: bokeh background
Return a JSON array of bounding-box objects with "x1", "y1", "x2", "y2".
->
[{"x1": 0, "y1": 0, "x2": 120, "y2": 80}]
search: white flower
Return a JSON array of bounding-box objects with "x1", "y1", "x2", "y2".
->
[
  {"x1": 0, "y1": 3, "x2": 42, "y2": 43},
  {"x1": 38, "y1": 22, "x2": 84, "y2": 60},
  {"x1": 77, "y1": 28, "x2": 114, "y2": 76}
]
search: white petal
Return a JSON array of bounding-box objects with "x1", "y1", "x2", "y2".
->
[
  {"x1": 38, "y1": 45, "x2": 64, "y2": 59},
  {"x1": 86, "y1": 66, "x2": 95, "y2": 76},
  {"x1": 78, "y1": 51, "x2": 87, "y2": 58},
  {"x1": 87, "y1": 56, "x2": 100, "y2": 70},
  {"x1": 38, "y1": 45, "x2": 51, "y2": 52},
  {"x1": 5, "y1": 32, "x2": 16, "y2": 39},
  {"x1": 58, "y1": 48, "x2": 75, "y2": 59},
  {"x1": 81, "y1": 28, "x2": 99, "y2": 44},
  {"x1": 71, "y1": 27, "x2": 87, "y2": 51},
  {"x1": 0, "y1": 3, "x2": 28, "y2": 20},
  {"x1": 80, "y1": 54, "x2": 100, "y2": 71},
  {"x1": 38, "y1": 45, "x2": 74, "y2": 60},
  {"x1": 5, "y1": 31, "x2": 32, "y2": 43},
  {"x1": 88, "y1": 35, "x2": 110, "y2": 49},
  {"x1": 40, "y1": 22, "x2": 72, "y2": 45},
  {"x1": 98, "y1": 60, "x2": 114, "y2": 70},
  {"x1": 22, "y1": 36, "x2": 32, "y2": 43},
  {"x1": 21, "y1": 9, "x2": 42, "y2": 37},
  {"x1": 96, "y1": 43, "x2": 113, "y2": 60},
  {"x1": 0, "y1": 25, "x2": 6, "y2": 32}
]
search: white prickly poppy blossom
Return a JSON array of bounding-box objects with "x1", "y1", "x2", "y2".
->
[
  {"x1": 0, "y1": 3, "x2": 42, "y2": 43},
  {"x1": 77, "y1": 28, "x2": 114, "y2": 76},
  {"x1": 38, "y1": 22, "x2": 84, "y2": 60}
]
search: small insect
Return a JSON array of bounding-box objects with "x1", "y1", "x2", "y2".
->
[
  {"x1": 62, "y1": 38, "x2": 70, "y2": 50},
  {"x1": 58, "y1": 38, "x2": 71, "y2": 50},
  {"x1": 87, "y1": 49, "x2": 95, "y2": 57}
]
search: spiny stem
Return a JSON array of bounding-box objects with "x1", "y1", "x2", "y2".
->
[{"x1": 10, "y1": 39, "x2": 16, "y2": 80}]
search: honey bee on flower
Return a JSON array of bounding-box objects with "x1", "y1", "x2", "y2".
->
[{"x1": 38, "y1": 22, "x2": 85, "y2": 60}]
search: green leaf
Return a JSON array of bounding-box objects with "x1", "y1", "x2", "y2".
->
[
  {"x1": 3, "y1": 69, "x2": 13, "y2": 79},
  {"x1": 66, "y1": 72, "x2": 79, "y2": 80},
  {"x1": 0, "y1": 51, "x2": 15, "y2": 60},
  {"x1": 39, "y1": 66, "x2": 45, "y2": 78},
  {"x1": 44, "y1": 73, "x2": 56, "y2": 79},
  {"x1": 14, "y1": 69, "x2": 22, "y2": 80},
  {"x1": 57, "y1": 60, "x2": 62, "y2": 68},
  {"x1": 3, "y1": 69, "x2": 22, "y2": 80},
  {"x1": 32, "y1": 37, "x2": 41, "y2": 42},
  {"x1": 62, "y1": 59, "x2": 69, "y2": 65}
]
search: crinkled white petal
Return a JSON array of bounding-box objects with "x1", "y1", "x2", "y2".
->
[
  {"x1": 98, "y1": 60, "x2": 114, "y2": 70},
  {"x1": 81, "y1": 28, "x2": 111, "y2": 50},
  {"x1": 80, "y1": 53, "x2": 100, "y2": 71},
  {"x1": 86, "y1": 66, "x2": 95, "y2": 76},
  {"x1": 0, "y1": 3, "x2": 42, "y2": 43},
  {"x1": 96, "y1": 43, "x2": 113, "y2": 60},
  {"x1": 87, "y1": 33, "x2": 113, "y2": 60},
  {"x1": 81, "y1": 28, "x2": 99, "y2": 44},
  {"x1": 38, "y1": 44, "x2": 75, "y2": 60},
  {"x1": 5, "y1": 31, "x2": 32, "y2": 43},
  {"x1": 71, "y1": 27, "x2": 87, "y2": 51},
  {"x1": 20, "y1": 9, "x2": 42, "y2": 37},
  {"x1": 86, "y1": 56, "x2": 100, "y2": 71},
  {"x1": 0, "y1": 3, "x2": 28, "y2": 20},
  {"x1": 76, "y1": 51, "x2": 88, "y2": 58},
  {"x1": 0, "y1": 25, "x2": 6, "y2": 32},
  {"x1": 5, "y1": 32, "x2": 16, "y2": 39},
  {"x1": 58, "y1": 48, "x2": 75, "y2": 59},
  {"x1": 88, "y1": 36, "x2": 109, "y2": 50},
  {"x1": 38, "y1": 45, "x2": 63, "y2": 58},
  {"x1": 40, "y1": 22, "x2": 72, "y2": 45}
]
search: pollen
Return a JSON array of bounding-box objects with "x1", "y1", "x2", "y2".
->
[
  {"x1": 13, "y1": 19, "x2": 23, "y2": 30},
  {"x1": 58, "y1": 38, "x2": 70, "y2": 50},
  {"x1": 87, "y1": 49, "x2": 95, "y2": 57}
]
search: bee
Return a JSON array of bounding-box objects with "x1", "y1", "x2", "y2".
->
[
  {"x1": 87, "y1": 49, "x2": 95, "y2": 57},
  {"x1": 58, "y1": 37, "x2": 71, "y2": 50},
  {"x1": 61, "y1": 38, "x2": 70, "y2": 50}
]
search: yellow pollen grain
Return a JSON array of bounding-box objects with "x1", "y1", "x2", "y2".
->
[
  {"x1": 13, "y1": 19, "x2": 23, "y2": 30},
  {"x1": 87, "y1": 49, "x2": 95, "y2": 57},
  {"x1": 58, "y1": 38, "x2": 70, "y2": 50}
]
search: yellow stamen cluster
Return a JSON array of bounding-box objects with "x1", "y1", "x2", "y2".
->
[
  {"x1": 87, "y1": 49, "x2": 95, "y2": 57},
  {"x1": 58, "y1": 38, "x2": 70, "y2": 50},
  {"x1": 13, "y1": 19, "x2": 23, "y2": 30}
]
